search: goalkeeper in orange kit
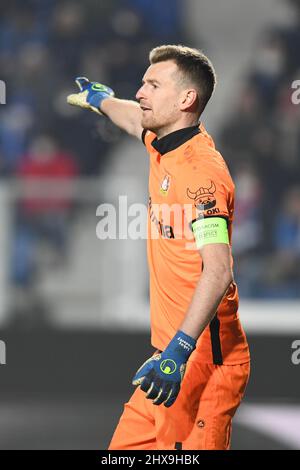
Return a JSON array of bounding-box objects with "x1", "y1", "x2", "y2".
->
[{"x1": 67, "y1": 44, "x2": 250, "y2": 450}]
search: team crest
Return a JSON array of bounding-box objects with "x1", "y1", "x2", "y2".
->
[{"x1": 160, "y1": 174, "x2": 171, "y2": 196}]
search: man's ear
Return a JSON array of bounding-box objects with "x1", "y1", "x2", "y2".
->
[{"x1": 179, "y1": 89, "x2": 199, "y2": 112}]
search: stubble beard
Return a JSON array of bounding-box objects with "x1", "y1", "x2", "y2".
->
[{"x1": 141, "y1": 113, "x2": 159, "y2": 133}]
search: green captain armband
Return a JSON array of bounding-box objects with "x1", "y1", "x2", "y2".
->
[{"x1": 191, "y1": 217, "x2": 229, "y2": 249}]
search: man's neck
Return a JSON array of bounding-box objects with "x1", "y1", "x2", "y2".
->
[
  {"x1": 156, "y1": 119, "x2": 200, "y2": 140},
  {"x1": 151, "y1": 124, "x2": 201, "y2": 156}
]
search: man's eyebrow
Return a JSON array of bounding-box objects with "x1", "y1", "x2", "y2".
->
[{"x1": 142, "y1": 78, "x2": 160, "y2": 85}]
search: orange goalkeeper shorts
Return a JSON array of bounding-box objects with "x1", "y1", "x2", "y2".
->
[{"x1": 108, "y1": 358, "x2": 250, "y2": 450}]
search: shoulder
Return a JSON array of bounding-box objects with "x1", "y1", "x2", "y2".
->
[{"x1": 179, "y1": 134, "x2": 233, "y2": 186}]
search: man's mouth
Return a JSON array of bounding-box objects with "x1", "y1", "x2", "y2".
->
[{"x1": 140, "y1": 105, "x2": 152, "y2": 112}]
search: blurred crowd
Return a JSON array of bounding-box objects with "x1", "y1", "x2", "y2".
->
[
  {"x1": 0, "y1": 0, "x2": 182, "y2": 176},
  {"x1": 0, "y1": 0, "x2": 184, "y2": 323},
  {"x1": 219, "y1": 0, "x2": 300, "y2": 297},
  {"x1": 0, "y1": 0, "x2": 299, "y2": 327}
]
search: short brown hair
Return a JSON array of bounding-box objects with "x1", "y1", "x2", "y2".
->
[{"x1": 149, "y1": 44, "x2": 217, "y2": 115}]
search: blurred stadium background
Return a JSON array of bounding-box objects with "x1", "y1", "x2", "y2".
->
[{"x1": 0, "y1": 0, "x2": 300, "y2": 450}]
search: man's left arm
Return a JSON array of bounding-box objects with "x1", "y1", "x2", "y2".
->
[
  {"x1": 179, "y1": 242, "x2": 233, "y2": 340},
  {"x1": 132, "y1": 241, "x2": 233, "y2": 408}
]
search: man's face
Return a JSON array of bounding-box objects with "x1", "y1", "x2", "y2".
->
[{"x1": 136, "y1": 60, "x2": 184, "y2": 135}]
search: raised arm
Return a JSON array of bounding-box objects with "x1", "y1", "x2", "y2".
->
[
  {"x1": 101, "y1": 98, "x2": 143, "y2": 139},
  {"x1": 67, "y1": 77, "x2": 143, "y2": 140}
]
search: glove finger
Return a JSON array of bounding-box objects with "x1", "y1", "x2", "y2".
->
[
  {"x1": 152, "y1": 383, "x2": 172, "y2": 406},
  {"x1": 164, "y1": 383, "x2": 180, "y2": 408},
  {"x1": 75, "y1": 76, "x2": 90, "y2": 91},
  {"x1": 140, "y1": 374, "x2": 153, "y2": 393},
  {"x1": 145, "y1": 378, "x2": 162, "y2": 400},
  {"x1": 179, "y1": 363, "x2": 187, "y2": 381}
]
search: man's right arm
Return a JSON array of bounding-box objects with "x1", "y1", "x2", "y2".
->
[
  {"x1": 101, "y1": 97, "x2": 143, "y2": 140},
  {"x1": 67, "y1": 77, "x2": 144, "y2": 140}
]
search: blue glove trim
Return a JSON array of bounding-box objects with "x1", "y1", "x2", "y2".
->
[
  {"x1": 88, "y1": 90, "x2": 112, "y2": 109},
  {"x1": 87, "y1": 83, "x2": 114, "y2": 110},
  {"x1": 165, "y1": 330, "x2": 196, "y2": 362}
]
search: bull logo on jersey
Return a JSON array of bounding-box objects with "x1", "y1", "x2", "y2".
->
[
  {"x1": 187, "y1": 180, "x2": 216, "y2": 210},
  {"x1": 160, "y1": 174, "x2": 171, "y2": 196}
]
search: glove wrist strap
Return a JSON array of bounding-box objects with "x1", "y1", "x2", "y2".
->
[
  {"x1": 89, "y1": 93, "x2": 111, "y2": 110},
  {"x1": 167, "y1": 330, "x2": 196, "y2": 361}
]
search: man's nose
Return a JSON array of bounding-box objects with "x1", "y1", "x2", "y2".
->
[{"x1": 136, "y1": 85, "x2": 145, "y2": 101}]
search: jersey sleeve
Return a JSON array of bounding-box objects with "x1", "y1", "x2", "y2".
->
[{"x1": 176, "y1": 153, "x2": 233, "y2": 229}]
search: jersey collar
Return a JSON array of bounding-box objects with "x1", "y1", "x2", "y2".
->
[{"x1": 151, "y1": 124, "x2": 201, "y2": 155}]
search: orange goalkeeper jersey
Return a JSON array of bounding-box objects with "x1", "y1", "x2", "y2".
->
[{"x1": 142, "y1": 123, "x2": 250, "y2": 365}]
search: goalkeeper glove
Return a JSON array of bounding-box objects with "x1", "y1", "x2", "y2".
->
[
  {"x1": 132, "y1": 330, "x2": 196, "y2": 408},
  {"x1": 67, "y1": 77, "x2": 114, "y2": 115}
]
